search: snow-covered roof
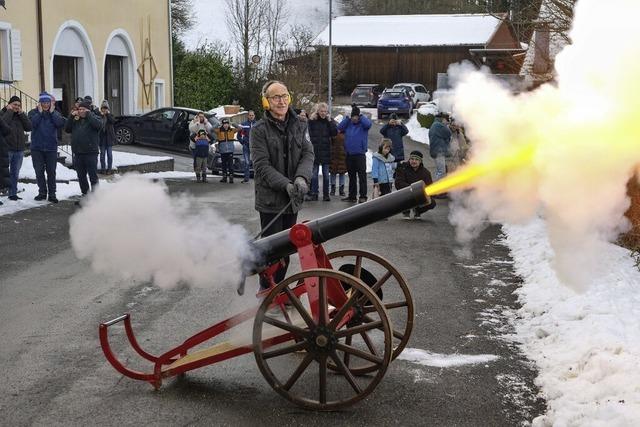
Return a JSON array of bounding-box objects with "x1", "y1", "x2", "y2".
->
[{"x1": 313, "y1": 14, "x2": 503, "y2": 48}]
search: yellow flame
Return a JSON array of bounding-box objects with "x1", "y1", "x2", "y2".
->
[{"x1": 425, "y1": 143, "x2": 537, "y2": 196}]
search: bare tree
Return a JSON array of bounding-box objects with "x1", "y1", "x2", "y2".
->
[
  {"x1": 171, "y1": 0, "x2": 195, "y2": 35},
  {"x1": 225, "y1": 0, "x2": 267, "y2": 87},
  {"x1": 262, "y1": 0, "x2": 289, "y2": 76}
]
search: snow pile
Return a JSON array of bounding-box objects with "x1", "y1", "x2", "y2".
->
[
  {"x1": 0, "y1": 183, "x2": 81, "y2": 216},
  {"x1": 406, "y1": 112, "x2": 430, "y2": 145},
  {"x1": 503, "y1": 218, "x2": 640, "y2": 426},
  {"x1": 110, "y1": 151, "x2": 172, "y2": 169},
  {"x1": 398, "y1": 348, "x2": 499, "y2": 368}
]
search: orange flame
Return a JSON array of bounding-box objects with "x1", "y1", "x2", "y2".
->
[{"x1": 425, "y1": 143, "x2": 537, "y2": 196}]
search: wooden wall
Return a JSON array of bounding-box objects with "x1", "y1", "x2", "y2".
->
[{"x1": 337, "y1": 46, "x2": 474, "y2": 94}]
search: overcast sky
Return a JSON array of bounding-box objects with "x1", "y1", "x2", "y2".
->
[{"x1": 182, "y1": 0, "x2": 338, "y2": 50}]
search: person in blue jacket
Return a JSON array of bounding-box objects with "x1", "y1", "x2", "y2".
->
[
  {"x1": 337, "y1": 105, "x2": 371, "y2": 203},
  {"x1": 28, "y1": 92, "x2": 66, "y2": 203},
  {"x1": 371, "y1": 139, "x2": 396, "y2": 197},
  {"x1": 379, "y1": 113, "x2": 409, "y2": 164}
]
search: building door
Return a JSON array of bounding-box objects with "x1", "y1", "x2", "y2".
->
[
  {"x1": 104, "y1": 55, "x2": 123, "y2": 116},
  {"x1": 53, "y1": 55, "x2": 78, "y2": 116}
]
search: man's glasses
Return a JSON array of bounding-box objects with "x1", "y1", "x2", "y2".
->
[{"x1": 268, "y1": 93, "x2": 290, "y2": 103}]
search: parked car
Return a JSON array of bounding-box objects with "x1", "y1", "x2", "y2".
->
[
  {"x1": 114, "y1": 107, "x2": 219, "y2": 151},
  {"x1": 350, "y1": 84, "x2": 384, "y2": 107},
  {"x1": 377, "y1": 88, "x2": 413, "y2": 119},
  {"x1": 207, "y1": 140, "x2": 253, "y2": 178},
  {"x1": 392, "y1": 83, "x2": 430, "y2": 107}
]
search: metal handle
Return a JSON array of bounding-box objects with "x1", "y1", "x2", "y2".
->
[{"x1": 102, "y1": 314, "x2": 129, "y2": 327}]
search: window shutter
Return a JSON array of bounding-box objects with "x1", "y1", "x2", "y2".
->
[{"x1": 10, "y1": 29, "x2": 22, "y2": 81}]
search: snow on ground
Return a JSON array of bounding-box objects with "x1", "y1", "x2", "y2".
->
[
  {"x1": 19, "y1": 156, "x2": 77, "y2": 181},
  {"x1": 398, "y1": 348, "x2": 500, "y2": 368},
  {"x1": 406, "y1": 112, "x2": 430, "y2": 145},
  {"x1": 502, "y1": 218, "x2": 640, "y2": 426},
  {"x1": 109, "y1": 151, "x2": 172, "y2": 169},
  {"x1": 0, "y1": 183, "x2": 81, "y2": 216}
]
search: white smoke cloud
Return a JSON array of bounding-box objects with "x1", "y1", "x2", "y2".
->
[
  {"x1": 446, "y1": 0, "x2": 640, "y2": 291},
  {"x1": 69, "y1": 175, "x2": 255, "y2": 290}
]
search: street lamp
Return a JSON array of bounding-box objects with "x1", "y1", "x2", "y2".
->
[{"x1": 328, "y1": 0, "x2": 333, "y2": 114}]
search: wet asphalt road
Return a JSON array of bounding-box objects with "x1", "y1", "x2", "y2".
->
[{"x1": 0, "y1": 119, "x2": 545, "y2": 426}]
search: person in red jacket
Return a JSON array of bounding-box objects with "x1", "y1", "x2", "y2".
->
[{"x1": 394, "y1": 150, "x2": 436, "y2": 219}]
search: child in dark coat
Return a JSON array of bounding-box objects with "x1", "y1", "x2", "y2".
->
[
  {"x1": 193, "y1": 129, "x2": 211, "y2": 182},
  {"x1": 395, "y1": 150, "x2": 436, "y2": 219}
]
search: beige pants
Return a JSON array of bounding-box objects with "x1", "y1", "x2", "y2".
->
[{"x1": 194, "y1": 157, "x2": 207, "y2": 173}]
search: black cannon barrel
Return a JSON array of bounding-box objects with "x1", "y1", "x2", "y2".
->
[{"x1": 250, "y1": 181, "x2": 428, "y2": 270}]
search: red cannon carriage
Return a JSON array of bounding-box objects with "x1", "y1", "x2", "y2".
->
[{"x1": 100, "y1": 181, "x2": 429, "y2": 410}]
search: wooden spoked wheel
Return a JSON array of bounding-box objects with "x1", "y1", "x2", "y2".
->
[
  {"x1": 253, "y1": 269, "x2": 392, "y2": 410},
  {"x1": 326, "y1": 249, "x2": 414, "y2": 374}
]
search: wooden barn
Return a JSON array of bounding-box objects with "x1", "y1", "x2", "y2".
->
[{"x1": 313, "y1": 14, "x2": 525, "y2": 94}]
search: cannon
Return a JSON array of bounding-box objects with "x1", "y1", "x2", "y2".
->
[{"x1": 99, "y1": 181, "x2": 429, "y2": 410}]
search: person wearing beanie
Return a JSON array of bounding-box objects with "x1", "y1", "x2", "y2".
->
[
  {"x1": 380, "y1": 113, "x2": 409, "y2": 163},
  {"x1": 65, "y1": 98, "x2": 102, "y2": 200},
  {"x1": 337, "y1": 104, "x2": 372, "y2": 203},
  {"x1": 83, "y1": 95, "x2": 100, "y2": 115},
  {"x1": 28, "y1": 92, "x2": 67, "y2": 202},
  {"x1": 1, "y1": 95, "x2": 32, "y2": 201},
  {"x1": 395, "y1": 150, "x2": 436, "y2": 219},
  {"x1": 214, "y1": 118, "x2": 237, "y2": 183},
  {"x1": 98, "y1": 100, "x2": 116, "y2": 175},
  {"x1": 193, "y1": 128, "x2": 211, "y2": 182},
  {"x1": 0, "y1": 111, "x2": 12, "y2": 204}
]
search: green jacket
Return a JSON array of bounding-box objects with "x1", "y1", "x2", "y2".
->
[{"x1": 65, "y1": 112, "x2": 102, "y2": 154}]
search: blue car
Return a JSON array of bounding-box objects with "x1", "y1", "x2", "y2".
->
[{"x1": 377, "y1": 88, "x2": 413, "y2": 119}]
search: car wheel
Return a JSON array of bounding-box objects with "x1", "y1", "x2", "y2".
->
[{"x1": 116, "y1": 126, "x2": 134, "y2": 145}]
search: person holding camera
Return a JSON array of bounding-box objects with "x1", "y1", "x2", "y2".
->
[
  {"x1": 379, "y1": 113, "x2": 409, "y2": 164},
  {"x1": 1, "y1": 96, "x2": 32, "y2": 201},
  {"x1": 250, "y1": 80, "x2": 314, "y2": 290},
  {"x1": 337, "y1": 105, "x2": 371, "y2": 203},
  {"x1": 28, "y1": 92, "x2": 66, "y2": 202},
  {"x1": 98, "y1": 100, "x2": 116, "y2": 175},
  {"x1": 429, "y1": 112, "x2": 453, "y2": 182},
  {"x1": 65, "y1": 100, "x2": 102, "y2": 199}
]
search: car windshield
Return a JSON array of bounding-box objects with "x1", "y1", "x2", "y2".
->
[
  {"x1": 382, "y1": 91, "x2": 405, "y2": 99},
  {"x1": 354, "y1": 87, "x2": 372, "y2": 95}
]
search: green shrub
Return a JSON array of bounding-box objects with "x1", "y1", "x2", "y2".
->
[{"x1": 416, "y1": 112, "x2": 435, "y2": 128}]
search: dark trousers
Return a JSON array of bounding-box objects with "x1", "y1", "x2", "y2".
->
[
  {"x1": 346, "y1": 153, "x2": 367, "y2": 199},
  {"x1": 258, "y1": 211, "x2": 298, "y2": 290},
  {"x1": 403, "y1": 198, "x2": 436, "y2": 216},
  {"x1": 74, "y1": 153, "x2": 99, "y2": 194},
  {"x1": 379, "y1": 182, "x2": 392, "y2": 196},
  {"x1": 31, "y1": 150, "x2": 58, "y2": 196},
  {"x1": 242, "y1": 144, "x2": 251, "y2": 181},
  {"x1": 221, "y1": 153, "x2": 234, "y2": 177}
]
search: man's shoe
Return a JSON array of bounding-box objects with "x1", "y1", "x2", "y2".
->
[
  {"x1": 330, "y1": 185, "x2": 336, "y2": 196},
  {"x1": 220, "y1": 176, "x2": 227, "y2": 183},
  {"x1": 8, "y1": 195, "x2": 21, "y2": 201},
  {"x1": 358, "y1": 197, "x2": 367, "y2": 204},
  {"x1": 339, "y1": 185, "x2": 345, "y2": 196},
  {"x1": 341, "y1": 196, "x2": 356, "y2": 202},
  {"x1": 242, "y1": 179, "x2": 249, "y2": 183},
  {"x1": 48, "y1": 196, "x2": 59, "y2": 203},
  {"x1": 34, "y1": 194, "x2": 47, "y2": 201},
  {"x1": 402, "y1": 211, "x2": 411, "y2": 220},
  {"x1": 323, "y1": 195, "x2": 331, "y2": 201},
  {"x1": 413, "y1": 209, "x2": 421, "y2": 220},
  {"x1": 229, "y1": 177, "x2": 234, "y2": 183},
  {"x1": 304, "y1": 194, "x2": 318, "y2": 202}
]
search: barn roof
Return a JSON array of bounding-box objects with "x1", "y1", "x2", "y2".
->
[{"x1": 313, "y1": 14, "x2": 504, "y2": 48}]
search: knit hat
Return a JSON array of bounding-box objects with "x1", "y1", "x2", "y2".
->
[
  {"x1": 75, "y1": 97, "x2": 84, "y2": 104},
  {"x1": 197, "y1": 129, "x2": 207, "y2": 136},
  {"x1": 409, "y1": 150, "x2": 423, "y2": 161},
  {"x1": 84, "y1": 95, "x2": 93, "y2": 103},
  {"x1": 221, "y1": 118, "x2": 230, "y2": 124},
  {"x1": 8, "y1": 95, "x2": 20, "y2": 104},
  {"x1": 389, "y1": 113, "x2": 398, "y2": 120},
  {"x1": 79, "y1": 100, "x2": 92, "y2": 110},
  {"x1": 350, "y1": 105, "x2": 361, "y2": 117},
  {"x1": 100, "y1": 100, "x2": 110, "y2": 109},
  {"x1": 38, "y1": 92, "x2": 52, "y2": 103}
]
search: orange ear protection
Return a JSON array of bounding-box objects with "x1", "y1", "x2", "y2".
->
[{"x1": 261, "y1": 80, "x2": 289, "y2": 111}]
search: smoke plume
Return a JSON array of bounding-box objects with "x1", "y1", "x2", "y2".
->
[
  {"x1": 447, "y1": 0, "x2": 640, "y2": 290},
  {"x1": 69, "y1": 175, "x2": 254, "y2": 289}
]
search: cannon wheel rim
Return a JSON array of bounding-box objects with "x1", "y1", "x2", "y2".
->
[
  {"x1": 326, "y1": 249, "x2": 414, "y2": 373},
  {"x1": 253, "y1": 268, "x2": 393, "y2": 411}
]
